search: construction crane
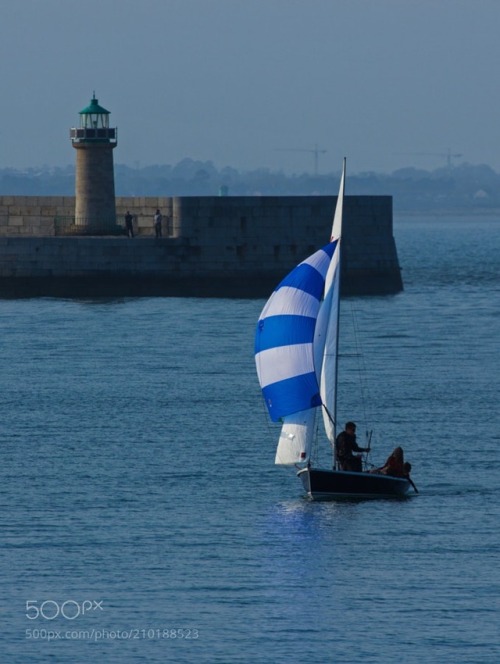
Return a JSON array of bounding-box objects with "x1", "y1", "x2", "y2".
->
[
  {"x1": 276, "y1": 144, "x2": 327, "y2": 175},
  {"x1": 397, "y1": 149, "x2": 463, "y2": 169}
]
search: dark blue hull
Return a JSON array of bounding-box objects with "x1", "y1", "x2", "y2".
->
[{"x1": 298, "y1": 467, "x2": 413, "y2": 500}]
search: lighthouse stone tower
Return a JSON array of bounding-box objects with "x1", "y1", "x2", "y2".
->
[{"x1": 70, "y1": 94, "x2": 117, "y2": 231}]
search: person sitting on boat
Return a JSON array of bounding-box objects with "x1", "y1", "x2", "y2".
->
[
  {"x1": 335, "y1": 421, "x2": 369, "y2": 472},
  {"x1": 371, "y1": 446, "x2": 405, "y2": 477}
]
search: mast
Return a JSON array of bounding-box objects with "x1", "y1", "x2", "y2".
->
[{"x1": 330, "y1": 158, "x2": 346, "y2": 468}]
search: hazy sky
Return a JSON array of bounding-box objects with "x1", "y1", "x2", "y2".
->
[{"x1": 2, "y1": 0, "x2": 500, "y2": 174}]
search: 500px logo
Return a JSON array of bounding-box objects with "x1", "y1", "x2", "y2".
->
[{"x1": 26, "y1": 600, "x2": 104, "y2": 620}]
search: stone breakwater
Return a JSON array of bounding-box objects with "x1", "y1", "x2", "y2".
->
[{"x1": 0, "y1": 195, "x2": 402, "y2": 297}]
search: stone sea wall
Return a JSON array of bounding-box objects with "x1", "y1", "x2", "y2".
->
[{"x1": 0, "y1": 195, "x2": 402, "y2": 297}]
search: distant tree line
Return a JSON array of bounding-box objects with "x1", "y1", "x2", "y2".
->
[{"x1": 1, "y1": 159, "x2": 500, "y2": 212}]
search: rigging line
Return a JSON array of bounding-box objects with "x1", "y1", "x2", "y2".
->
[
  {"x1": 348, "y1": 301, "x2": 373, "y2": 432},
  {"x1": 311, "y1": 418, "x2": 321, "y2": 465},
  {"x1": 321, "y1": 402, "x2": 336, "y2": 428},
  {"x1": 322, "y1": 403, "x2": 337, "y2": 468}
]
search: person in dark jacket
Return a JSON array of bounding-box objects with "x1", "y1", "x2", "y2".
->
[
  {"x1": 335, "y1": 421, "x2": 369, "y2": 471},
  {"x1": 154, "y1": 209, "x2": 162, "y2": 238},
  {"x1": 125, "y1": 211, "x2": 134, "y2": 238}
]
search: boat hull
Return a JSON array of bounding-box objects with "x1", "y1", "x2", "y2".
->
[{"x1": 298, "y1": 467, "x2": 413, "y2": 500}]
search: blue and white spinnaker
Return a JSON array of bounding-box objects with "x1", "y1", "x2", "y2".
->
[{"x1": 255, "y1": 161, "x2": 345, "y2": 465}]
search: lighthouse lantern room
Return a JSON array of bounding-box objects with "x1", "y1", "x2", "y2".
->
[{"x1": 70, "y1": 93, "x2": 117, "y2": 143}]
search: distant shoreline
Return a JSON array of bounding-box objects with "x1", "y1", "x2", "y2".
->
[{"x1": 395, "y1": 209, "x2": 500, "y2": 218}]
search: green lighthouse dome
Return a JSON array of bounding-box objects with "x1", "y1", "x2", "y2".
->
[{"x1": 79, "y1": 93, "x2": 111, "y2": 129}]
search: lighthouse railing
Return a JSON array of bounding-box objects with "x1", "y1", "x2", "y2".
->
[{"x1": 70, "y1": 128, "x2": 117, "y2": 143}]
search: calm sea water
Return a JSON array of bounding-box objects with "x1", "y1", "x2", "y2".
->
[{"x1": 1, "y1": 217, "x2": 499, "y2": 663}]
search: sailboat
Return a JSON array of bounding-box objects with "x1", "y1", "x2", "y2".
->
[{"x1": 254, "y1": 159, "x2": 414, "y2": 499}]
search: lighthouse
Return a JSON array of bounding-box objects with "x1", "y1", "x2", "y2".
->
[{"x1": 70, "y1": 94, "x2": 117, "y2": 231}]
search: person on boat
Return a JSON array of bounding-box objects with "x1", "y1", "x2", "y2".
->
[
  {"x1": 371, "y1": 446, "x2": 405, "y2": 477},
  {"x1": 335, "y1": 422, "x2": 369, "y2": 472}
]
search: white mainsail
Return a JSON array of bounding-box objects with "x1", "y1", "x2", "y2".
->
[
  {"x1": 319, "y1": 159, "x2": 345, "y2": 446},
  {"x1": 316, "y1": 243, "x2": 341, "y2": 445}
]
